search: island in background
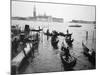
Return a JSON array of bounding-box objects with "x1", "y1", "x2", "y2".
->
[{"x1": 69, "y1": 20, "x2": 96, "y2": 24}]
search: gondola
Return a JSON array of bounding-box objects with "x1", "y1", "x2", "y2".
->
[
  {"x1": 65, "y1": 38, "x2": 74, "y2": 46},
  {"x1": 58, "y1": 32, "x2": 65, "y2": 36},
  {"x1": 82, "y1": 42, "x2": 90, "y2": 56},
  {"x1": 82, "y1": 42, "x2": 96, "y2": 65},
  {"x1": 58, "y1": 32, "x2": 72, "y2": 37},
  {"x1": 63, "y1": 31, "x2": 74, "y2": 46},
  {"x1": 44, "y1": 32, "x2": 53, "y2": 36},
  {"x1": 51, "y1": 39, "x2": 59, "y2": 49},
  {"x1": 51, "y1": 36, "x2": 59, "y2": 49},
  {"x1": 60, "y1": 54, "x2": 77, "y2": 70},
  {"x1": 60, "y1": 45, "x2": 76, "y2": 70}
]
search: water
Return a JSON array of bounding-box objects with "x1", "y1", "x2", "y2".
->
[{"x1": 11, "y1": 20, "x2": 96, "y2": 73}]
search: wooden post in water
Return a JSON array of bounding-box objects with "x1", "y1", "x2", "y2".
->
[
  {"x1": 86, "y1": 31, "x2": 88, "y2": 41},
  {"x1": 85, "y1": 31, "x2": 88, "y2": 45},
  {"x1": 92, "y1": 30, "x2": 95, "y2": 50}
]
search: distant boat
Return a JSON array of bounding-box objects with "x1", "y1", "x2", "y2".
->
[{"x1": 69, "y1": 25, "x2": 82, "y2": 27}]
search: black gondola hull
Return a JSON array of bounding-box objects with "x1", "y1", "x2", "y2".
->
[
  {"x1": 82, "y1": 42, "x2": 96, "y2": 66},
  {"x1": 60, "y1": 55, "x2": 76, "y2": 70}
]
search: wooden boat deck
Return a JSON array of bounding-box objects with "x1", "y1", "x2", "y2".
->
[{"x1": 11, "y1": 43, "x2": 32, "y2": 73}]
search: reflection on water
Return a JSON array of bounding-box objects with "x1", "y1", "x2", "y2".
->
[{"x1": 12, "y1": 20, "x2": 96, "y2": 73}]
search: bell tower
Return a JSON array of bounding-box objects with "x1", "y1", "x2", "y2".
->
[{"x1": 33, "y1": 4, "x2": 36, "y2": 17}]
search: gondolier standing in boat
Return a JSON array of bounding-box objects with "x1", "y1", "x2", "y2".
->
[
  {"x1": 51, "y1": 30, "x2": 59, "y2": 49},
  {"x1": 60, "y1": 39, "x2": 77, "y2": 70},
  {"x1": 61, "y1": 46, "x2": 70, "y2": 59},
  {"x1": 67, "y1": 29, "x2": 69, "y2": 34},
  {"x1": 65, "y1": 29, "x2": 74, "y2": 47},
  {"x1": 47, "y1": 29, "x2": 49, "y2": 40},
  {"x1": 61, "y1": 39, "x2": 70, "y2": 59}
]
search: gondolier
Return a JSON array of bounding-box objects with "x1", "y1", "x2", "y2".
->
[{"x1": 51, "y1": 32, "x2": 59, "y2": 49}]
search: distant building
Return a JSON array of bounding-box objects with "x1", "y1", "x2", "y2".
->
[
  {"x1": 32, "y1": 5, "x2": 64, "y2": 23},
  {"x1": 12, "y1": 5, "x2": 64, "y2": 23},
  {"x1": 52, "y1": 17, "x2": 63, "y2": 23}
]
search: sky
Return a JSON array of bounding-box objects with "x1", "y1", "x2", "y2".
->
[{"x1": 12, "y1": 0, "x2": 96, "y2": 22}]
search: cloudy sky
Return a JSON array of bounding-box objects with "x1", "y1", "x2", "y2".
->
[{"x1": 12, "y1": 0, "x2": 96, "y2": 22}]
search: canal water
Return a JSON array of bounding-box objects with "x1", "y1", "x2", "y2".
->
[{"x1": 12, "y1": 20, "x2": 96, "y2": 73}]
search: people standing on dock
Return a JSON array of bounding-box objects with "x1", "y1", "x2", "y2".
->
[
  {"x1": 24, "y1": 25, "x2": 30, "y2": 37},
  {"x1": 11, "y1": 37, "x2": 19, "y2": 59},
  {"x1": 13, "y1": 38, "x2": 18, "y2": 53},
  {"x1": 20, "y1": 34, "x2": 27, "y2": 57}
]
